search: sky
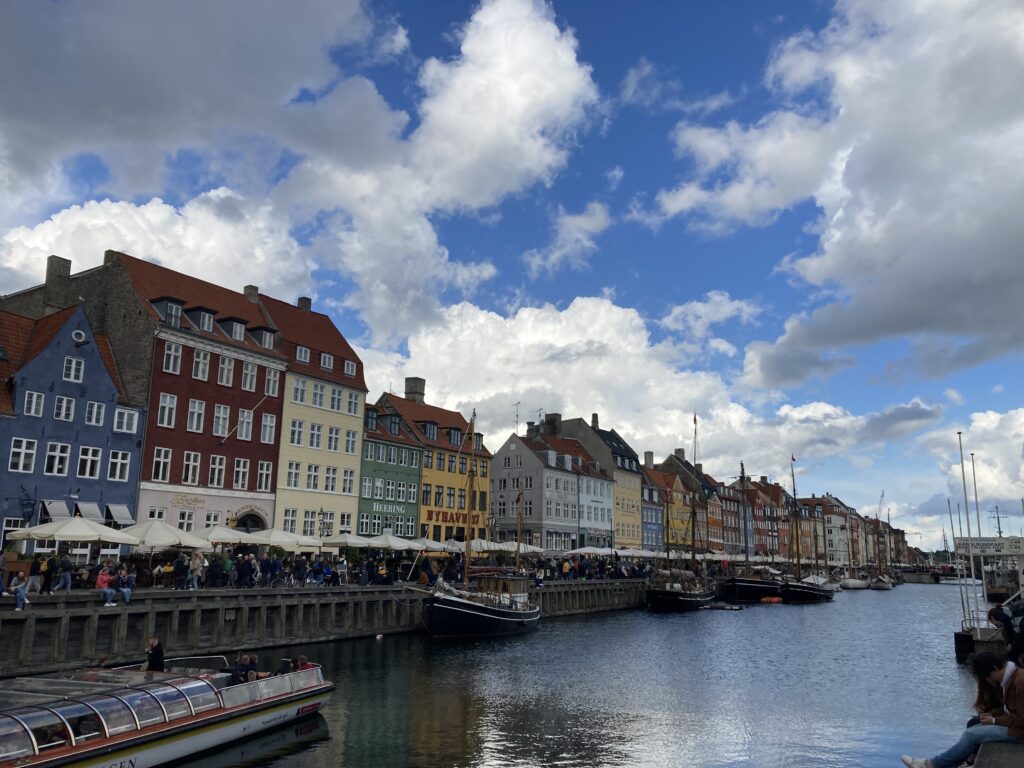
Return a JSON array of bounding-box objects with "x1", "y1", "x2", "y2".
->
[{"x1": 2, "y1": 0, "x2": 1023, "y2": 550}]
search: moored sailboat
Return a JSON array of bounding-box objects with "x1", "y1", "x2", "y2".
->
[{"x1": 780, "y1": 455, "x2": 833, "y2": 604}]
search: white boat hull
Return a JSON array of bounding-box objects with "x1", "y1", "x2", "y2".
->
[{"x1": 840, "y1": 578, "x2": 869, "y2": 590}]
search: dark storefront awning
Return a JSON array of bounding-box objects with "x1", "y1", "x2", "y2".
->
[
  {"x1": 107, "y1": 504, "x2": 135, "y2": 526},
  {"x1": 42, "y1": 500, "x2": 71, "y2": 520},
  {"x1": 75, "y1": 502, "x2": 104, "y2": 523}
]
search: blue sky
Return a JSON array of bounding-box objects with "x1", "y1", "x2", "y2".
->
[{"x1": 2, "y1": 0, "x2": 1023, "y2": 547}]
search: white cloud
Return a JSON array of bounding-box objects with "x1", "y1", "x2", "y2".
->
[
  {"x1": 944, "y1": 388, "x2": 964, "y2": 405},
  {"x1": 992, "y1": 384, "x2": 1005, "y2": 394},
  {"x1": 605, "y1": 165, "x2": 624, "y2": 191},
  {"x1": 661, "y1": 290, "x2": 761, "y2": 339},
  {"x1": 630, "y1": 0, "x2": 1024, "y2": 387},
  {"x1": 619, "y1": 57, "x2": 735, "y2": 116},
  {"x1": 523, "y1": 201, "x2": 612, "y2": 278}
]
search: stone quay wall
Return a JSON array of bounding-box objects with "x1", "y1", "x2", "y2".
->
[{"x1": 0, "y1": 580, "x2": 646, "y2": 678}]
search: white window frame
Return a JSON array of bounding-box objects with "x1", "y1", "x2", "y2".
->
[
  {"x1": 296, "y1": 346, "x2": 310, "y2": 363},
  {"x1": 114, "y1": 408, "x2": 138, "y2": 433},
  {"x1": 241, "y1": 362, "x2": 257, "y2": 392},
  {"x1": 256, "y1": 461, "x2": 273, "y2": 492},
  {"x1": 311, "y1": 382, "x2": 325, "y2": 408},
  {"x1": 199, "y1": 312, "x2": 214, "y2": 332},
  {"x1": 306, "y1": 464, "x2": 320, "y2": 490},
  {"x1": 261, "y1": 330, "x2": 274, "y2": 349},
  {"x1": 344, "y1": 360, "x2": 357, "y2": 376},
  {"x1": 237, "y1": 409, "x2": 253, "y2": 441},
  {"x1": 231, "y1": 322, "x2": 245, "y2": 341},
  {"x1": 290, "y1": 419, "x2": 304, "y2": 446},
  {"x1": 324, "y1": 466, "x2": 337, "y2": 493},
  {"x1": 343, "y1": 469, "x2": 355, "y2": 495},
  {"x1": 23, "y1": 391, "x2": 44, "y2": 417},
  {"x1": 327, "y1": 427, "x2": 340, "y2": 452},
  {"x1": 163, "y1": 341, "x2": 182, "y2": 374},
  {"x1": 320, "y1": 353, "x2": 333, "y2": 370},
  {"x1": 208, "y1": 455, "x2": 226, "y2": 488},
  {"x1": 108, "y1": 450, "x2": 131, "y2": 482},
  {"x1": 260, "y1": 413, "x2": 276, "y2": 444},
  {"x1": 43, "y1": 442, "x2": 70, "y2": 476},
  {"x1": 63, "y1": 356, "x2": 84, "y2": 382},
  {"x1": 283, "y1": 508, "x2": 297, "y2": 534},
  {"x1": 151, "y1": 447, "x2": 171, "y2": 482},
  {"x1": 187, "y1": 399, "x2": 205, "y2": 433},
  {"x1": 309, "y1": 423, "x2": 322, "y2": 449},
  {"x1": 182, "y1": 451, "x2": 201, "y2": 485},
  {"x1": 53, "y1": 395, "x2": 74, "y2": 422},
  {"x1": 292, "y1": 378, "x2": 306, "y2": 403},
  {"x1": 78, "y1": 446, "x2": 103, "y2": 479},
  {"x1": 85, "y1": 401, "x2": 105, "y2": 426},
  {"x1": 347, "y1": 391, "x2": 359, "y2": 415},
  {"x1": 213, "y1": 405, "x2": 230, "y2": 437},
  {"x1": 345, "y1": 430, "x2": 357, "y2": 454},
  {"x1": 286, "y1": 461, "x2": 301, "y2": 488},
  {"x1": 157, "y1": 392, "x2": 177, "y2": 428},
  {"x1": 165, "y1": 303, "x2": 181, "y2": 328},
  {"x1": 330, "y1": 387, "x2": 342, "y2": 411},
  {"x1": 233, "y1": 458, "x2": 249, "y2": 490},
  {"x1": 265, "y1": 369, "x2": 279, "y2": 397},
  {"x1": 192, "y1": 349, "x2": 210, "y2": 381},
  {"x1": 217, "y1": 356, "x2": 235, "y2": 387}
]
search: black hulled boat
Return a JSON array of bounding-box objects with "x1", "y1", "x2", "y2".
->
[
  {"x1": 780, "y1": 577, "x2": 835, "y2": 603},
  {"x1": 718, "y1": 574, "x2": 783, "y2": 603},
  {"x1": 646, "y1": 583, "x2": 717, "y2": 612},
  {"x1": 420, "y1": 573, "x2": 540, "y2": 639}
]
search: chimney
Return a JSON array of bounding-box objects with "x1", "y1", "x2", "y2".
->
[
  {"x1": 297, "y1": 296, "x2": 312, "y2": 312},
  {"x1": 46, "y1": 255, "x2": 71, "y2": 284},
  {"x1": 695, "y1": 462, "x2": 703, "y2": 476},
  {"x1": 674, "y1": 448, "x2": 686, "y2": 461},
  {"x1": 760, "y1": 475, "x2": 768, "y2": 484},
  {"x1": 405, "y1": 376, "x2": 426, "y2": 404},
  {"x1": 244, "y1": 285, "x2": 259, "y2": 303},
  {"x1": 43, "y1": 255, "x2": 73, "y2": 312},
  {"x1": 544, "y1": 412, "x2": 562, "y2": 435},
  {"x1": 644, "y1": 451, "x2": 654, "y2": 468},
  {"x1": 591, "y1": 413, "x2": 599, "y2": 429}
]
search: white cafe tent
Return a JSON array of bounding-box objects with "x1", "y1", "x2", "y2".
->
[
  {"x1": 9, "y1": 517, "x2": 140, "y2": 546},
  {"x1": 119, "y1": 519, "x2": 211, "y2": 551}
]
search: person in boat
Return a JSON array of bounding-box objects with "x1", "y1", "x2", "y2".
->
[
  {"x1": 989, "y1": 605, "x2": 1024, "y2": 665},
  {"x1": 146, "y1": 634, "x2": 165, "y2": 672},
  {"x1": 901, "y1": 652, "x2": 1024, "y2": 768},
  {"x1": 297, "y1": 655, "x2": 317, "y2": 670}
]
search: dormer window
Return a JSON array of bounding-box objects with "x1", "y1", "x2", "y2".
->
[
  {"x1": 296, "y1": 346, "x2": 310, "y2": 363},
  {"x1": 199, "y1": 312, "x2": 213, "y2": 332},
  {"x1": 474, "y1": 433, "x2": 483, "y2": 451},
  {"x1": 388, "y1": 416, "x2": 400, "y2": 436},
  {"x1": 320, "y1": 353, "x2": 333, "y2": 370},
  {"x1": 261, "y1": 330, "x2": 274, "y2": 349},
  {"x1": 449, "y1": 428, "x2": 462, "y2": 446},
  {"x1": 231, "y1": 322, "x2": 245, "y2": 341},
  {"x1": 344, "y1": 360, "x2": 356, "y2": 376},
  {"x1": 366, "y1": 409, "x2": 377, "y2": 432},
  {"x1": 424, "y1": 422, "x2": 437, "y2": 441},
  {"x1": 165, "y1": 303, "x2": 182, "y2": 328}
]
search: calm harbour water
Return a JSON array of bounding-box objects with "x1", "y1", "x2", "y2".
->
[{"x1": 212, "y1": 583, "x2": 977, "y2": 768}]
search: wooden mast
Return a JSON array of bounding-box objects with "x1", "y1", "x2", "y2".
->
[
  {"x1": 462, "y1": 411, "x2": 477, "y2": 588},
  {"x1": 740, "y1": 462, "x2": 750, "y2": 566},
  {"x1": 790, "y1": 455, "x2": 802, "y2": 580}
]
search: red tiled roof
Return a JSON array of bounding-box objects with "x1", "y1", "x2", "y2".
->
[
  {"x1": 644, "y1": 468, "x2": 678, "y2": 492},
  {"x1": 95, "y1": 334, "x2": 128, "y2": 404},
  {"x1": 259, "y1": 294, "x2": 366, "y2": 391},
  {"x1": 115, "y1": 252, "x2": 285, "y2": 360},
  {"x1": 380, "y1": 393, "x2": 491, "y2": 458},
  {"x1": 0, "y1": 309, "x2": 35, "y2": 415},
  {"x1": 22, "y1": 306, "x2": 77, "y2": 366},
  {"x1": 363, "y1": 407, "x2": 422, "y2": 449},
  {"x1": 520, "y1": 434, "x2": 610, "y2": 480}
]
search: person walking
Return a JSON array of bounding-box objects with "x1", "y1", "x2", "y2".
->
[
  {"x1": 189, "y1": 552, "x2": 205, "y2": 591},
  {"x1": 26, "y1": 555, "x2": 43, "y2": 594},
  {"x1": 901, "y1": 652, "x2": 1024, "y2": 767},
  {"x1": 42, "y1": 554, "x2": 57, "y2": 594},
  {"x1": 55, "y1": 554, "x2": 74, "y2": 593}
]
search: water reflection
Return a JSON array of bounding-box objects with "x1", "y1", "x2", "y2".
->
[{"x1": 213, "y1": 584, "x2": 975, "y2": 768}]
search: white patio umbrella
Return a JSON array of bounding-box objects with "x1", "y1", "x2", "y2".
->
[
  {"x1": 508, "y1": 541, "x2": 545, "y2": 555},
  {"x1": 119, "y1": 519, "x2": 211, "y2": 550},
  {"x1": 409, "y1": 537, "x2": 447, "y2": 552},
  {"x1": 365, "y1": 533, "x2": 419, "y2": 551},
  {"x1": 246, "y1": 529, "x2": 321, "y2": 550},
  {"x1": 195, "y1": 525, "x2": 254, "y2": 545},
  {"x1": 9, "y1": 516, "x2": 140, "y2": 545},
  {"x1": 322, "y1": 532, "x2": 373, "y2": 548}
]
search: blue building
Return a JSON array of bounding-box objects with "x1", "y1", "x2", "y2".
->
[{"x1": 0, "y1": 305, "x2": 143, "y2": 555}]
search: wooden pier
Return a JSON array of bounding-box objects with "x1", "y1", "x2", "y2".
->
[{"x1": 0, "y1": 579, "x2": 645, "y2": 678}]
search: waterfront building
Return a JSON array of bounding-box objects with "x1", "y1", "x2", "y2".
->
[
  {"x1": 804, "y1": 494, "x2": 860, "y2": 569},
  {"x1": 378, "y1": 378, "x2": 490, "y2": 542},
  {"x1": 655, "y1": 449, "x2": 712, "y2": 555},
  {"x1": 641, "y1": 465, "x2": 685, "y2": 554},
  {"x1": 260, "y1": 294, "x2": 366, "y2": 540},
  {"x1": 558, "y1": 413, "x2": 642, "y2": 549},
  {"x1": 707, "y1": 475, "x2": 753, "y2": 558},
  {"x1": 0, "y1": 305, "x2": 142, "y2": 555},
  {"x1": 359, "y1": 404, "x2": 422, "y2": 537},
  {"x1": 706, "y1": 491, "x2": 725, "y2": 552},
  {"x1": 640, "y1": 472, "x2": 663, "y2": 551},
  {"x1": 2, "y1": 252, "x2": 289, "y2": 532}
]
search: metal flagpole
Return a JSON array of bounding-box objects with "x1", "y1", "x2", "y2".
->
[
  {"x1": 970, "y1": 452, "x2": 989, "y2": 605},
  {"x1": 957, "y1": 432, "x2": 979, "y2": 636},
  {"x1": 948, "y1": 498, "x2": 967, "y2": 624}
]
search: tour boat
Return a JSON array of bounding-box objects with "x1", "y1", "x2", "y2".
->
[
  {"x1": 419, "y1": 573, "x2": 540, "y2": 639},
  {"x1": 0, "y1": 657, "x2": 333, "y2": 768},
  {"x1": 869, "y1": 574, "x2": 895, "y2": 590}
]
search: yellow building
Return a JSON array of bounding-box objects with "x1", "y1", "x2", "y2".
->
[
  {"x1": 378, "y1": 377, "x2": 491, "y2": 541},
  {"x1": 262, "y1": 295, "x2": 366, "y2": 539}
]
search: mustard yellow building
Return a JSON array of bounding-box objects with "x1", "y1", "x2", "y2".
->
[{"x1": 377, "y1": 377, "x2": 491, "y2": 541}]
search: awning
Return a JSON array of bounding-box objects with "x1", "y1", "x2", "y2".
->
[
  {"x1": 42, "y1": 500, "x2": 71, "y2": 520},
  {"x1": 107, "y1": 504, "x2": 135, "y2": 526},
  {"x1": 75, "y1": 502, "x2": 104, "y2": 523}
]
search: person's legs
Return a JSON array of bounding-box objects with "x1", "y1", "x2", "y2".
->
[
  {"x1": 26, "y1": 575, "x2": 40, "y2": 594},
  {"x1": 120, "y1": 587, "x2": 132, "y2": 604},
  {"x1": 930, "y1": 724, "x2": 1019, "y2": 768},
  {"x1": 58, "y1": 572, "x2": 72, "y2": 593},
  {"x1": 15, "y1": 587, "x2": 26, "y2": 610}
]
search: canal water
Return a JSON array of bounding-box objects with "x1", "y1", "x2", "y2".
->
[{"x1": 212, "y1": 583, "x2": 978, "y2": 768}]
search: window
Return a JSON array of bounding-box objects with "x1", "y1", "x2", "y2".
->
[
  {"x1": 233, "y1": 458, "x2": 249, "y2": 490},
  {"x1": 480, "y1": 462, "x2": 488, "y2": 478},
  {"x1": 374, "y1": 479, "x2": 384, "y2": 499},
  {"x1": 199, "y1": 312, "x2": 213, "y2": 332},
  {"x1": 303, "y1": 510, "x2": 317, "y2": 537},
  {"x1": 85, "y1": 401, "x2": 105, "y2": 426},
  {"x1": 386, "y1": 480, "x2": 395, "y2": 500},
  {"x1": 296, "y1": 346, "x2": 310, "y2": 363},
  {"x1": 312, "y1": 382, "x2": 325, "y2": 407},
  {"x1": 345, "y1": 430, "x2": 357, "y2": 454},
  {"x1": 342, "y1": 469, "x2": 354, "y2": 495},
  {"x1": 425, "y1": 422, "x2": 438, "y2": 441},
  {"x1": 458, "y1": 489, "x2": 466, "y2": 509},
  {"x1": 372, "y1": 514, "x2": 382, "y2": 535},
  {"x1": 24, "y1": 391, "x2": 44, "y2": 417},
  {"x1": 321, "y1": 353, "x2": 333, "y2": 370},
  {"x1": 306, "y1": 465, "x2": 319, "y2": 490},
  {"x1": 446, "y1": 487, "x2": 455, "y2": 508},
  {"x1": 265, "y1": 369, "x2": 280, "y2": 397},
  {"x1": 108, "y1": 450, "x2": 131, "y2": 482},
  {"x1": 398, "y1": 448, "x2": 408, "y2": 466},
  {"x1": 321, "y1": 511, "x2": 336, "y2": 537},
  {"x1": 165, "y1": 303, "x2": 181, "y2": 328},
  {"x1": 377, "y1": 444, "x2": 386, "y2": 462},
  {"x1": 157, "y1": 393, "x2": 177, "y2": 428},
  {"x1": 241, "y1": 362, "x2": 257, "y2": 392},
  {"x1": 286, "y1": 462, "x2": 301, "y2": 488},
  {"x1": 163, "y1": 342, "x2": 181, "y2": 374},
  {"x1": 422, "y1": 484, "x2": 432, "y2": 505},
  {"x1": 292, "y1": 379, "x2": 306, "y2": 403},
  {"x1": 237, "y1": 409, "x2": 253, "y2": 441},
  {"x1": 178, "y1": 510, "x2": 194, "y2": 532},
  {"x1": 54, "y1": 396, "x2": 74, "y2": 422},
  {"x1": 217, "y1": 356, "x2": 234, "y2": 386},
  {"x1": 148, "y1": 507, "x2": 166, "y2": 520},
  {"x1": 423, "y1": 452, "x2": 432, "y2": 469},
  {"x1": 459, "y1": 457, "x2": 467, "y2": 474},
  {"x1": 213, "y1": 405, "x2": 230, "y2": 437},
  {"x1": 256, "y1": 461, "x2": 273, "y2": 492},
  {"x1": 44, "y1": 442, "x2": 70, "y2": 476},
  {"x1": 364, "y1": 441, "x2": 374, "y2": 460},
  {"x1": 231, "y1": 322, "x2": 245, "y2": 341},
  {"x1": 309, "y1": 423, "x2": 322, "y2": 449},
  {"x1": 324, "y1": 467, "x2": 337, "y2": 492},
  {"x1": 151, "y1": 447, "x2": 170, "y2": 482},
  {"x1": 347, "y1": 392, "x2": 359, "y2": 415},
  {"x1": 411, "y1": 451, "x2": 419, "y2": 468},
  {"x1": 436, "y1": 452, "x2": 444, "y2": 471},
  {"x1": 396, "y1": 481, "x2": 406, "y2": 502},
  {"x1": 358, "y1": 513, "x2": 369, "y2": 535},
  {"x1": 388, "y1": 416, "x2": 400, "y2": 436},
  {"x1": 283, "y1": 509, "x2": 297, "y2": 534},
  {"x1": 388, "y1": 446, "x2": 397, "y2": 464},
  {"x1": 193, "y1": 350, "x2": 210, "y2": 380},
  {"x1": 408, "y1": 482, "x2": 417, "y2": 502},
  {"x1": 261, "y1": 414, "x2": 276, "y2": 444},
  {"x1": 260, "y1": 330, "x2": 274, "y2": 349},
  {"x1": 182, "y1": 452, "x2": 200, "y2": 485},
  {"x1": 450, "y1": 428, "x2": 462, "y2": 446},
  {"x1": 327, "y1": 427, "x2": 340, "y2": 452},
  {"x1": 362, "y1": 477, "x2": 373, "y2": 498},
  {"x1": 344, "y1": 360, "x2": 357, "y2": 376},
  {"x1": 330, "y1": 387, "x2": 342, "y2": 411},
  {"x1": 448, "y1": 455, "x2": 456, "y2": 472},
  {"x1": 290, "y1": 420, "x2": 304, "y2": 446},
  {"x1": 114, "y1": 408, "x2": 138, "y2": 433},
  {"x1": 205, "y1": 511, "x2": 221, "y2": 528},
  {"x1": 187, "y1": 399, "x2": 205, "y2": 433},
  {"x1": 63, "y1": 356, "x2": 84, "y2": 382},
  {"x1": 208, "y1": 455, "x2": 226, "y2": 487}
]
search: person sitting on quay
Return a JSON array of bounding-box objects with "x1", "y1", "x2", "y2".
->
[
  {"x1": 113, "y1": 567, "x2": 132, "y2": 605},
  {"x1": 5, "y1": 570, "x2": 30, "y2": 611},
  {"x1": 901, "y1": 651, "x2": 1024, "y2": 767},
  {"x1": 95, "y1": 567, "x2": 119, "y2": 607}
]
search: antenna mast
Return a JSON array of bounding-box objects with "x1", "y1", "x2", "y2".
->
[
  {"x1": 513, "y1": 401, "x2": 521, "y2": 435},
  {"x1": 692, "y1": 414, "x2": 699, "y2": 466}
]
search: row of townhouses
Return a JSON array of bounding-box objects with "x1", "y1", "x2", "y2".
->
[{"x1": 0, "y1": 252, "x2": 917, "y2": 565}]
